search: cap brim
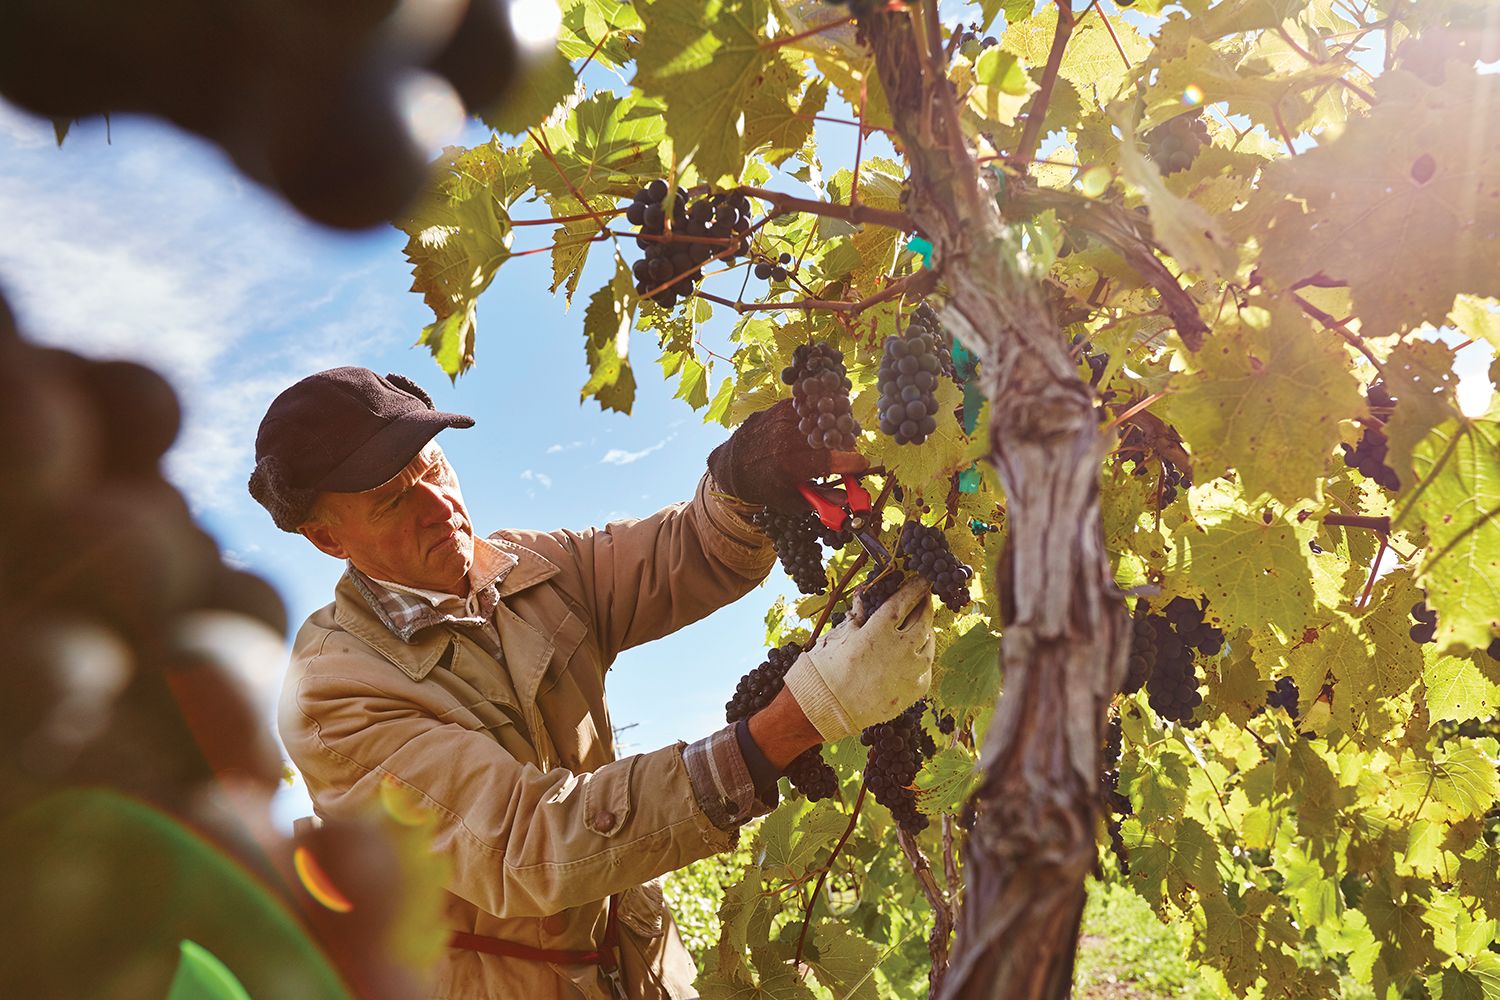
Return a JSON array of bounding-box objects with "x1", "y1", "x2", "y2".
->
[{"x1": 315, "y1": 409, "x2": 474, "y2": 493}]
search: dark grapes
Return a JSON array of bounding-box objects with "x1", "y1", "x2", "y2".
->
[
  {"x1": 1342, "y1": 381, "x2": 1400, "y2": 491},
  {"x1": 1264, "y1": 676, "x2": 1300, "y2": 716},
  {"x1": 752, "y1": 509, "x2": 827, "y2": 595},
  {"x1": 1145, "y1": 112, "x2": 1209, "y2": 175},
  {"x1": 877, "y1": 313, "x2": 945, "y2": 445},
  {"x1": 725, "y1": 641, "x2": 837, "y2": 801},
  {"x1": 1100, "y1": 714, "x2": 1131, "y2": 872},
  {"x1": 627, "y1": 182, "x2": 751, "y2": 310},
  {"x1": 855, "y1": 568, "x2": 907, "y2": 618},
  {"x1": 783, "y1": 341, "x2": 860, "y2": 451},
  {"x1": 861, "y1": 702, "x2": 932, "y2": 834},
  {"x1": 1122, "y1": 610, "x2": 1156, "y2": 695},
  {"x1": 1410, "y1": 600, "x2": 1437, "y2": 645},
  {"x1": 896, "y1": 521, "x2": 972, "y2": 611},
  {"x1": 1119, "y1": 421, "x2": 1191, "y2": 509},
  {"x1": 1135, "y1": 598, "x2": 1223, "y2": 725}
]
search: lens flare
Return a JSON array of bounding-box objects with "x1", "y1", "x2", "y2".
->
[
  {"x1": 379, "y1": 772, "x2": 436, "y2": 826},
  {"x1": 1182, "y1": 85, "x2": 1205, "y2": 106},
  {"x1": 293, "y1": 846, "x2": 354, "y2": 913}
]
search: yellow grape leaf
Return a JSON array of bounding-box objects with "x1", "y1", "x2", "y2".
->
[
  {"x1": 1449, "y1": 294, "x2": 1500, "y2": 352},
  {"x1": 1407, "y1": 406, "x2": 1500, "y2": 655},
  {"x1": 1259, "y1": 68, "x2": 1500, "y2": 338},
  {"x1": 1382, "y1": 340, "x2": 1463, "y2": 493},
  {"x1": 742, "y1": 57, "x2": 827, "y2": 169},
  {"x1": 1163, "y1": 302, "x2": 1361, "y2": 505}
]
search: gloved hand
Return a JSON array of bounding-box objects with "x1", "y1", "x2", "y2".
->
[
  {"x1": 783, "y1": 577, "x2": 935, "y2": 742},
  {"x1": 707, "y1": 399, "x2": 866, "y2": 512}
]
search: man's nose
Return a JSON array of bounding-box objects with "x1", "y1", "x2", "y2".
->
[{"x1": 411, "y1": 480, "x2": 456, "y2": 522}]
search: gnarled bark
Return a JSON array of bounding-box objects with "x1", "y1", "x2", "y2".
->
[{"x1": 861, "y1": 7, "x2": 1131, "y2": 998}]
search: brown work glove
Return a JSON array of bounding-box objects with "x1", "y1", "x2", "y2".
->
[{"x1": 707, "y1": 399, "x2": 866, "y2": 512}]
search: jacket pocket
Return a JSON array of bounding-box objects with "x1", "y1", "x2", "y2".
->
[
  {"x1": 583, "y1": 754, "x2": 635, "y2": 837},
  {"x1": 618, "y1": 878, "x2": 665, "y2": 939}
]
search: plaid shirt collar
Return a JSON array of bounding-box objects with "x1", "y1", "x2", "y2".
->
[{"x1": 349, "y1": 536, "x2": 518, "y2": 644}]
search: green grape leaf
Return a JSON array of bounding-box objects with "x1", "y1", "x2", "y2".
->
[
  {"x1": 802, "y1": 922, "x2": 881, "y2": 1000},
  {"x1": 1196, "y1": 888, "x2": 1302, "y2": 995},
  {"x1": 1163, "y1": 303, "x2": 1361, "y2": 504},
  {"x1": 580, "y1": 260, "x2": 638, "y2": 413},
  {"x1": 1383, "y1": 339, "x2": 1462, "y2": 491},
  {"x1": 634, "y1": 0, "x2": 769, "y2": 184},
  {"x1": 936, "y1": 619, "x2": 1001, "y2": 709},
  {"x1": 1169, "y1": 480, "x2": 1326, "y2": 639},
  {"x1": 1408, "y1": 409, "x2": 1500, "y2": 653},
  {"x1": 1125, "y1": 815, "x2": 1222, "y2": 910},
  {"x1": 914, "y1": 744, "x2": 981, "y2": 817},
  {"x1": 1258, "y1": 68, "x2": 1500, "y2": 337},
  {"x1": 966, "y1": 47, "x2": 1037, "y2": 127},
  {"x1": 528, "y1": 90, "x2": 665, "y2": 203},
  {"x1": 483, "y1": 52, "x2": 576, "y2": 135},
  {"x1": 754, "y1": 799, "x2": 846, "y2": 881},
  {"x1": 557, "y1": 0, "x2": 642, "y2": 68},
  {"x1": 865, "y1": 380, "x2": 970, "y2": 496},
  {"x1": 1361, "y1": 877, "x2": 1443, "y2": 982},
  {"x1": 743, "y1": 58, "x2": 827, "y2": 168},
  {"x1": 715, "y1": 868, "x2": 768, "y2": 983},
  {"x1": 1423, "y1": 653, "x2": 1500, "y2": 724},
  {"x1": 1388, "y1": 744, "x2": 1500, "y2": 824},
  {"x1": 1001, "y1": 5, "x2": 1149, "y2": 100},
  {"x1": 1428, "y1": 951, "x2": 1500, "y2": 1000},
  {"x1": 550, "y1": 209, "x2": 599, "y2": 303},
  {"x1": 1449, "y1": 294, "x2": 1500, "y2": 353}
]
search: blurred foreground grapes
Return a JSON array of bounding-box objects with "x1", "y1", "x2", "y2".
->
[
  {"x1": 0, "y1": 295, "x2": 445, "y2": 998},
  {"x1": 0, "y1": 0, "x2": 544, "y2": 229}
]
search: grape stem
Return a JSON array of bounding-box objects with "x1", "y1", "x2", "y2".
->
[
  {"x1": 738, "y1": 185, "x2": 913, "y2": 232},
  {"x1": 793, "y1": 779, "x2": 868, "y2": 969},
  {"x1": 758, "y1": 13, "x2": 853, "y2": 51},
  {"x1": 1291, "y1": 293, "x2": 1385, "y2": 373},
  {"x1": 1087, "y1": 0, "x2": 1132, "y2": 70},
  {"x1": 1010, "y1": 0, "x2": 1076, "y2": 170},
  {"x1": 696, "y1": 269, "x2": 937, "y2": 316},
  {"x1": 898, "y1": 826, "x2": 954, "y2": 996}
]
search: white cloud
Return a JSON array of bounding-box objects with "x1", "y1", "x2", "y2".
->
[
  {"x1": 546, "y1": 439, "x2": 584, "y2": 454},
  {"x1": 601, "y1": 437, "x2": 671, "y2": 465},
  {"x1": 520, "y1": 469, "x2": 552, "y2": 489}
]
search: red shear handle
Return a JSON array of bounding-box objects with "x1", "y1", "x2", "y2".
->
[{"x1": 797, "y1": 483, "x2": 849, "y2": 531}]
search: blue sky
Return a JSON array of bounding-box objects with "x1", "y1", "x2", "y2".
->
[{"x1": 0, "y1": 98, "x2": 829, "y2": 827}]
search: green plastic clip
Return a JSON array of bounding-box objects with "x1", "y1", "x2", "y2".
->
[{"x1": 907, "y1": 235, "x2": 933, "y2": 269}]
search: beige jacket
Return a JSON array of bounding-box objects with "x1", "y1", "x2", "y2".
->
[{"x1": 279, "y1": 475, "x2": 775, "y2": 999}]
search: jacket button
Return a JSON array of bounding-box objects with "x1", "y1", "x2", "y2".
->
[
  {"x1": 541, "y1": 913, "x2": 568, "y2": 935},
  {"x1": 594, "y1": 810, "x2": 617, "y2": 832}
]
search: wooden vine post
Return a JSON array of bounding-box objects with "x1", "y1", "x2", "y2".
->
[{"x1": 863, "y1": 5, "x2": 1132, "y2": 997}]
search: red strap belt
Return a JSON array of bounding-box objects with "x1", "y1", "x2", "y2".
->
[{"x1": 448, "y1": 894, "x2": 621, "y2": 969}]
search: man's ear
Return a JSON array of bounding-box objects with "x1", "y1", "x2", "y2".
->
[{"x1": 300, "y1": 522, "x2": 349, "y2": 560}]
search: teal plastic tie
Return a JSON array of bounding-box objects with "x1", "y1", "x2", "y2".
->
[{"x1": 907, "y1": 235, "x2": 933, "y2": 269}]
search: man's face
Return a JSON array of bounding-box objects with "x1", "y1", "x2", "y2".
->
[{"x1": 301, "y1": 442, "x2": 477, "y2": 594}]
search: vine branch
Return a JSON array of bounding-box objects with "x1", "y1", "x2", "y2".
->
[
  {"x1": 1010, "y1": 0, "x2": 1076, "y2": 169},
  {"x1": 794, "y1": 780, "x2": 868, "y2": 967},
  {"x1": 739, "y1": 185, "x2": 914, "y2": 232},
  {"x1": 697, "y1": 269, "x2": 937, "y2": 316},
  {"x1": 1291, "y1": 292, "x2": 1385, "y2": 373},
  {"x1": 899, "y1": 826, "x2": 955, "y2": 997}
]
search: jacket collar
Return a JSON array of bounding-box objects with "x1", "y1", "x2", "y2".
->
[{"x1": 333, "y1": 531, "x2": 560, "y2": 681}]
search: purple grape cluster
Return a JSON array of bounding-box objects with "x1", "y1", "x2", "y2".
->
[
  {"x1": 855, "y1": 568, "x2": 907, "y2": 618},
  {"x1": 627, "y1": 180, "x2": 751, "y2": 310},
  {"x1": 1119, "y1": 422, "x2": 1190, "y2": 508},
  {"x1": 724, "y1": 641, "x2": 837, "y2": 801},
  {"x1": 1122, "y1": 611, "x2": 1157, "y2": 695},
  {"x1": 1342, "y1": 381, "x2": 1400, "y2": 491},
  {"x1": 897, "y1": 521, "x2": 972, "y2": 611},
  {"x1": 753, "y1": 252, "x2": 792, "y2": 282},
  {"x1": 1100, "y1": 714, "x2": 1131, "y2": 872},
  {"x1": 1410, "y1": 601, "x2": 1437, "y2": 645},
  {"x1": 1141, "y1": 598, "x2": 1223, "y2": 724},
  {"x1": 1264, "y1": 676, "x2": 1300, "y2": 716},
  {"x1": 1145, "y1": 112, "x2": 1209, "y2": 174},
  {"x1": 752, "y1": 508, "x2": 827, "y2": 596},
  {"x1": 877, "y1": 316, "x2": 945, "y2": 445},
  {"x1": 861, "y1": 701, "x2": 936, "y2": 834},
  {"x1": 783, "y1": 342, "x2": 859, "y2": 451}
]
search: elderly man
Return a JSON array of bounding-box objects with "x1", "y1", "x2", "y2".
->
[{"x1": 251, "y1": 367, "x2": 934, "y2": 999}]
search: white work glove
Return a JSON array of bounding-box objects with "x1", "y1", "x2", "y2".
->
[{"x1": 783, "y1": 576, "x2": 936, "y2": 743}]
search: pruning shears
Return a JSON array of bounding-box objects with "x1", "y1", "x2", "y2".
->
[{"x1": 797, "y1": 476, "x2": 890, "y2": 568}]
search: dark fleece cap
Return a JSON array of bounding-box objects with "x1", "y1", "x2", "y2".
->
[{"x1": 248, "y1": 367, "x2": 473, "y2": 531}]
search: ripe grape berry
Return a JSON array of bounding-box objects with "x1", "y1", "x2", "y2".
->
[
  {"x1": 1119, "y1": 422, "x2": 1190, "y2": 508},
  {"x1": 1342, "y1": 381, "x2": 1400, "y2": 491},
  {"x1": 753, "y1": 252, "x2": 793, "y2": 282},
  {"x1": 725, "y1": 642, "x2": 838, "y2": 801},
  {"x1": 752, "y1": 508, "x2": 827, "y2": 595},
  {"x1": 1144, "y1": 112, "x2": 1209, "y2": 174},
  {"x1": 861, "y1": 701, "x2": 935, "y2": 834},
  {"x1": 1122, "y1": 610, "x2": 1157, "y2": 695},
  {"x1": 1264, "y1": 676, "x2": 1300, "y2": 716},
  {"x1": 627, "y1": 180, "x2": 751, "y2": 310},
  {"x1": 909, "y1": 302, "x2": 957, "y2": 380},
  {"x1": 784, "y1": 341, "x2": 860, "y2": 451},
  {"x1": 1409, "y1": 600, "x2": 1437, "y2": 645},
  {"x1": 1139, "y1": 597, "x2": 1223, "y2": 725},
  {"x1": 878, "y1": 315, "x2": 945, "y2": 445},
  {"x1": 897, "y1": 521, "x2": 973, "y2": 611}
]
